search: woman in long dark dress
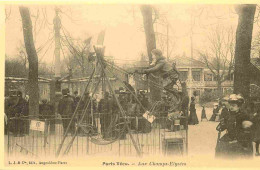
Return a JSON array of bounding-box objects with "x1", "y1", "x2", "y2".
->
[
  {"x1": 201, "y1": 106, "x2": 208, "y2": 121},
  {"x1": 215, "y1": 94, "x2": 254, "y2": 159},
  {"x1": 210, "y1": 103, "x2": 219, "y2": 121},
  {"x1": 188, "y1": 97, "x2": 199, "y2": 125}
]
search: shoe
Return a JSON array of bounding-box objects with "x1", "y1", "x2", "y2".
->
[{"x1": 255, "y1": 153, "x2": 260, "y2": 156}]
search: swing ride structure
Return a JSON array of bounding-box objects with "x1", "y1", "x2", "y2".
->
[
  {"x1": 52, "y1": 42, "x2": 189, "y2": 157},
  {"x1": 6, "y1": 22, "x2": 189, "y2": 158},
  {"x1": 6, "y1": 43, "x2": 189, "y2": 158}
]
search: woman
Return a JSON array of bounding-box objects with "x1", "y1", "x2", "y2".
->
[
  {"x1": 209, "y1": 103, "x2": 219, "y2": 121},
  {"x1": 188, "y1": 97, "x2": 199, "y2": 125},
  {"x1": 201, "y1": 106, "x2": 208, "y2": 121},
  {"x1": 215, "y1": 94, "x2": 254, "y2": 159},
  {"x1": 220, "y1": 96, "x2": 230, "y2": 120}
]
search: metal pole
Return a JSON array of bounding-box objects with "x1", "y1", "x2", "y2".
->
[
  {"x1": 62, "y1": 77, "x2": 102, "y2": 156},
  {"x1": 55, "y1": 67, "x2": 96, "y2": 157},
  {"x1": 190, "y1": 13, "x2": 193, "y2": 59},
  {"x1": 96, "y1": 52, "x2": 142, "y2": 157},
  {"x1": 167, "y1": 24, "x2": 169, "y2": 61},
  {"x1": 54, "y1": 8, "x2": 61, "y2": 80}
]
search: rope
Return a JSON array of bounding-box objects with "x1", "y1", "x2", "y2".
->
[
  {"x1": 104, "y1": 60, "x2": 167, "y2": 91},
  {"x1": 104, "y1": 63, "x2": 148, "y2": 112}
]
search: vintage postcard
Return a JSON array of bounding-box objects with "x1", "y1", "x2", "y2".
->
[{"x1": 1, "y1": 0, "x2": 260, "y2": 169}]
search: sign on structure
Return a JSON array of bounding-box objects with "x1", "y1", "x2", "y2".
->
[{"x1": 30, "y1": 120, "x2": 45, "y2": 132}]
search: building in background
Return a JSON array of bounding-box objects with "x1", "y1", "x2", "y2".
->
[
  {"x1": 129, "y1": 56, "x2": 234, "y2": 100},
  {"x1": 175, "y1": 56, "x2": 234, "y2": 99},
  {"x1": 6, "y1": 57, "x2": 260, "y2": 102}
]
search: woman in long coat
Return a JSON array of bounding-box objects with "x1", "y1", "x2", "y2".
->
[
  {"x1": 210, "y1": 103, "x2": 219, "y2": 121},
  {"x1": 215, "y1": 94, "x2": 254, "y2": 159},
  {"x1": 188, "y1": 97, "x2": 199, "y2": 125}
]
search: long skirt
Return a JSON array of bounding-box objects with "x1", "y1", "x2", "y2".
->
[
  {"x1": 201, "y1": 110, "x2": 208, "y2": 121},
  {"x1": 189, "y1": 110, "x2": 199, "y2": 125},
  {"x1": 209, "y1": 113, "x2": 216, "y2": 121},
  {"x1": 215, "y1": 134, "x2": 253, "y2": 159}
]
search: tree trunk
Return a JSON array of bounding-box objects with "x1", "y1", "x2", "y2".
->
[
  {"x1": 19, "y1": 7, "x2": 39, "y2": 116},
  {"x1": 217, "y1": 80, "x2": 222, "y2": 98},
  {"x1": 140, "y1": 5, "x2": 161, "y2": 102},
  {"x1": 234, "y1": 4, "x2": 256, "y2": 101}
]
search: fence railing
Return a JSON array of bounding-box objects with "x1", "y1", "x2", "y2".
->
[{"x1": 5, "y1": 113, "x2": 188, "y2": 158}]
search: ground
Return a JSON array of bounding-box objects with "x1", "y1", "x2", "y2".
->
[
  {"x1": 188, "y1": 106, "x2": 218, "y2": 158},
  {"x1": 5, "y1": 105, "x2": 260, "y2": 166}
]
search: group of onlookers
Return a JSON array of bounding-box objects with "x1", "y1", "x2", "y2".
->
[
  {"x1": 4, "y1": 88, "x2": 153, "y2": 139},
  {"x1": 215, "y1": 94, "x2": 260, "y2": 158},
  {"x1": 4, "y1": 90, "x2": 29, "y2": 136},
  {"x1": 6, "y1": 88, "x2": 260, "y2": 159}
]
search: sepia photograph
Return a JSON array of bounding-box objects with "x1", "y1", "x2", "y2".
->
[{"x1": 2, "y1": 0, "x2": 260, "y2": 168}]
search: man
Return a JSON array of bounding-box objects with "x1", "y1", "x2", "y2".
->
[
  {"x1": 215, "y1": 94, "x2": 254, "y2": 159},
  {"x1": 98, "y1": 92, "x2": 113, "y2": 139},
  {"x1": 136, "y1": 49, "x2": 180, "y2": 91},
  {"x1": 39, "y1": 99, "x2": 54, "y2": 119},
  {"x1": 73, "y1": 90, "x2": 81, "y2": 109},
  {"x1": 58, "y1": 88, "x2": 75, "y2": 135},
  {"x1": 5, "y1": 90, "x2": 28, "y2": 136},
  {"x1": 39, "y1": 99, "x2": 54, "y2": 133}
]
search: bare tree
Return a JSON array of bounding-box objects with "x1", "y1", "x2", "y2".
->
[
  {"x1": 140, "y1": 5, "x2": 161, "y2": 102},
  {"x1": 251, "y1": 30, "x2": 260, "y2": 58},
  {"x1": 19, "y1": 6, "x2": 39, "y2": 116},
  {"x1": 234, "y1": 4, "x2": 256, "y2": 101},
  {"x1": 198, "y1": 25, "x2": 235, "y2": 97},
  {"x1": 61, "y1": 33, "x2": 93, "y2": 77}
]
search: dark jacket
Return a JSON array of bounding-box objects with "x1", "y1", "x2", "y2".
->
[
  {"x1": 58, "y1": 95, "x2": 74, "y2": 116},
  {"x1": 218, "y1": 110, "x2": 253, "y2": 143},
  {"x1": 39, "y1": 103, "x2": 54, "y2": 119},
  {"x1": 5, "y1": 97, "x2": 28, "y2": 117},
  {"x1": 98, "y1": 97, "x2": 112, "y2": 114},
  {"x1": 220, "y1": 106, "x2": 229, "y2": 120},
  {"x1": 144, "y1": 58, "x2": 179, "y2": 79}
]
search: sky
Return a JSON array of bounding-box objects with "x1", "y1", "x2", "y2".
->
[{"x1": 5, "y1": 4, "x2": 260, "y2": 67}]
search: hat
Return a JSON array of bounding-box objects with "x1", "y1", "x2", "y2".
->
[
  {"x1": 151, "y1": 49, "x2": 162, "y2": 57},
  {"x1": 17, "y1": 91, "x2": 22, "y2": 97},
  {"x1": 228, "y1": 94, "x2": 244, "y2": 104},
  {"x1": 222, "y1": 96, "x2": 229, "y2": 102},
  {"x1": 62, "y1": 89, "x2": 69, "y2": 95},
  {"x1": 42, "y1": 99, "x2": 48, "y2": 104}
]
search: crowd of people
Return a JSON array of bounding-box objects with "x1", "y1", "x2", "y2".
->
[
  {"x1": 4, "y1": 87, "x2": 153, "y2": 138},
  {"x1": 4, "y1": 83, "x2": 192, "y2": 137},
  {"x1": 5, "y1": 89, "x2": 260, "y2": 159},
  {"x1": 215, "y1": 94, "x2": 260, "y2": 158}
]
